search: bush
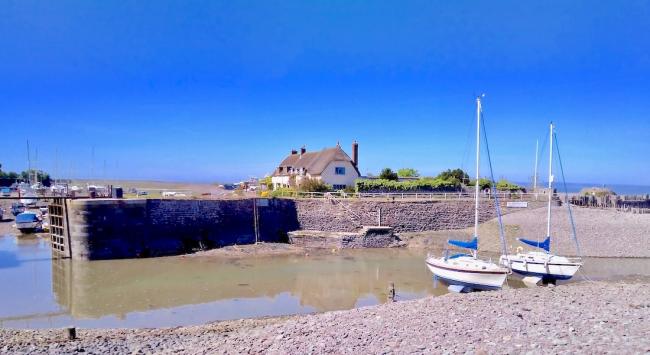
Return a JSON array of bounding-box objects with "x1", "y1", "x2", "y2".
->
[
  {"x1": 355, "y1": 177, "x2": 461, "y2": 192},
  {"x1": 269, "y1": 187, "x2": 296, "y2": 198},
  {"x1": 580, "y1": 187, "x2": 615, "y2": 197},
  {"x1": 496, "y1": 179, "x2": 524, "y2": 191},
  {"x1": 468, "y1": 178, "x2": 492, "y2": 190},
  {"x1": 299, "y1": 178, "x2": 330, "y2": 192}
]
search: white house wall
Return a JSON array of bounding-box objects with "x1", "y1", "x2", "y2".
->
[
  {"x1": 319, "y1": 160, "x2": 359, "y2": 188},
  {"x1": 271, "y1": 176, "x2": 291, "y2": 189}
]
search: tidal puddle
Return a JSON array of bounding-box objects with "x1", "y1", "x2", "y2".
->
[{"x1": 1, "y1": 233, "x2": 648, "y2": 328}]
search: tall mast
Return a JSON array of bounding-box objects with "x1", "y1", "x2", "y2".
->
[
  {"x1": 533, "y1": 139, "x2": 539, "y2": 193},
  {"x1": 474, "y1": 95, "x2": 482, "y2": 255},
  {"x1": 34, "y1": 147, "x2": 38, "y2": 184},
  {"x1": 27, "y1": 140, "x2": 31, "y2": 184},
  {"x1": 546, "y1": 122, "x2": 554, "y2": 243}
]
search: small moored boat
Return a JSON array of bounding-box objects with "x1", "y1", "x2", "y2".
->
[
  {"x1": 11, "y1": 202, "x2": 26, "y2": 216},
  {"x1": 15, "y1": 211, "x2": 43, "y2": 233},
  {"x1": 500, "y1": 123, "x2": 583, "y2": 283},
  {"x1": 425, "y1": 95, "x2": 509, "y2": 292}
]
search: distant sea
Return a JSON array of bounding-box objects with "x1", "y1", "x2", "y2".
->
[{"x1": 515, "y1": 182, "x2": 650, "y2": 195}]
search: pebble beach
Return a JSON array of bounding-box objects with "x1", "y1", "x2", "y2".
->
[
  {"x1": 2, "y1": 280, "x2": 648, "y2": 354},
  {"x1": 403, "y1": 205, "x2": 650, "y2": 258}
]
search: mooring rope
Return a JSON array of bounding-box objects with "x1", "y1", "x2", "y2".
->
[
  {"x1": 553, "y1": 132, "x2": 595, "y2": 283},
  {"x1": 553, "y1": 132, "x2": 583, "y2": 259}
]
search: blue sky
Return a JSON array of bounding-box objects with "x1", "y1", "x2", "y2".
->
[{"x1": 1, "y1": 1, "x2": 649, "y2": 184}]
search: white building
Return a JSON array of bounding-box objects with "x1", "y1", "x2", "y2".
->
[{"x1": 271, "y1": 141, "x2": 360, "y2": 190}]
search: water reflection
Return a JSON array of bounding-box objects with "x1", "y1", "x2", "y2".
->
[
  {"x1": 50, "y1": 248, "x2": 444, "y2": 321},
  {"x1": 0, "y1": 233, "x2": 649, "y2": 329}
]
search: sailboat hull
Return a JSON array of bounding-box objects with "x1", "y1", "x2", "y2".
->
[
  {"x1": 426, "y1": 256, "x2": 509, "y2": 291},
  {"x1": 500, "y1": 253, "x2": 581, "y2": 282}
]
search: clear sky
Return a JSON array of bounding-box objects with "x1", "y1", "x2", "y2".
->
[{"x1": 1, "y1": 1, "x2": 649, "y2": 185}]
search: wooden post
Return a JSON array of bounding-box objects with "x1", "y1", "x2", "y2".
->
[
  {"x1": 253, "y1": 198, "x2": 260, "y2": 244},
  {"x1": 67, "y1": 327, "x2": 76, "y2": 340},
  {"x1": 387, "y1": 282, "x2": 396, "y2": 302}
]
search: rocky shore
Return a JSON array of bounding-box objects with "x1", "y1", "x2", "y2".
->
[{"x1": 2, "y1": 280, "x2": 648, "y2": 354}]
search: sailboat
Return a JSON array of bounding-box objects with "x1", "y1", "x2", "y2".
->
[
  {"x1": 425, "y1": 96, "x2": 509, "y2": 292},
  {"x1": 499, "y1": 123, "x2": 582, "y2": 283}
]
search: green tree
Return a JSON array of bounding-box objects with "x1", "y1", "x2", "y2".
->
[
  {"x1": 397, "y1": 168, "x2": 419, "y2": 177},
  {"x1": 436, "y1": 169, "x2": 470, "y2": 184},
  {"x1": 379, "y1": 168, "x2": 399, "y2": 181}
]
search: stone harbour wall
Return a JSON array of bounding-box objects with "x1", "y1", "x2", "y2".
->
[
  {"x1": 293, "y1": 199, "x2": 502, "y2": 233},
  {"x1": 67, "y1": 198, "x2": 299, "y2": 260},
  {"x1": 64, "y1": 197, "x2": 530, "y2": 260},
  {"x1": 288, "y1": 227, "x2": 400, "y2": 249}
]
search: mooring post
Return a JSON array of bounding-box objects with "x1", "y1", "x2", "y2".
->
[
  {"x1": 377, "y1": 208, "x2": 381, "y2": 227},
  {"x1": 388, "y1": 282, "x2": 396, "y2": 302},
  {"x1": 67, "y1": 327, "x2": 76, "y2": 340}
]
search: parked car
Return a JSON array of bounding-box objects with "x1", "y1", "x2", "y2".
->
[
  {"x1": 137, "y1": 191, "x2": 149, "y2": 196},
  {"x1": 1, "y1": 187, "x2": 10, "y2": 197}
]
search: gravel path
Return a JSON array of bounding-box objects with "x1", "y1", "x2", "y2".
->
[
  {"x1": 402, "y1": 206, "x2": 650, "y2": 258},
  {"x1": 2, "y1": 280, "x2": 648, "y2": 354}
]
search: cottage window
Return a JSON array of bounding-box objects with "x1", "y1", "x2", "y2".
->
[
  {"x1": 335, "y1": 167, "x2": 346, "y2": 175},
  {"x1": 333, "y1": 184, "x2": 346, "y2": 190}
]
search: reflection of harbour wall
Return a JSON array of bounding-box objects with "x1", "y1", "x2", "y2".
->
[
  {"x1": 63, "y1": 198, "x2": 535, "y2": 260},
  {"x1": 50, "y1": 249, "x2": 438, "y2": 319}
]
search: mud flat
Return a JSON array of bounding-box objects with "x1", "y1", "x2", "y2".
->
[
  {"x1": 188, "y1": 242, "x2": 308, "y2": 258},
  {"x1": 2, "y1": 280, "x2": 648, "y2": 354},
  {"x1": 402, "y1": 205, "x2": 650, "y2": 258}
]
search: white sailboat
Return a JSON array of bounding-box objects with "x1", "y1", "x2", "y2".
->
[
  {"x1": 500, "y1": 123, "x2": 582, "y2": 283},
  {"x1": 425, "y1": 96, "x2": 509, "y2": 292}
]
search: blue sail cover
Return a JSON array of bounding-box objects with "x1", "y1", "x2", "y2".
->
[
  {"x1": 447, "y1": 237, "x2": 478, "y2": 250},
  {"x1": 518, "y1": 236, "x2": 550, "y2": 252}
]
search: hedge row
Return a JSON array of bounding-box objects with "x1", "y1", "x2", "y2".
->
[{"x1": 355, "y1": 178, "x2": 460, "y2": 192}]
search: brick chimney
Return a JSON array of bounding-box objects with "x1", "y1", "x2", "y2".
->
[
  {"x1": 352, "y1": 140, "x2": 359, "y2": 168},
  {"x1": 291, "y1": 149, "x2": 298, "y2": 155},
  {"x1": 300, "y1": 146, "x2": 306, "y2": 155}
]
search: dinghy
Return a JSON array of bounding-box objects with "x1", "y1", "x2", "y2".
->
[
  {"x1": 500, "y1": 123, "x2": 582, "y2": 283},
  {"x1": 425, "y1": 96, "x2": 509, "y2": 292}
]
